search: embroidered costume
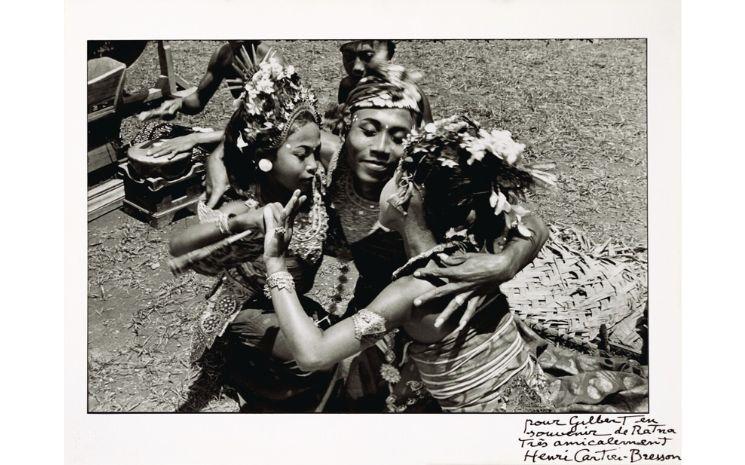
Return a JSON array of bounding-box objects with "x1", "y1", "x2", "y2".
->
[{"x1": 179, "y1": 57, "x2": 341, "y2": 412}]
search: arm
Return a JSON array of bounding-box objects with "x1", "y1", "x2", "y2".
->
[
  {"x1": 179, "y1": 44, "x2": 233, "y2": 115},
  {"x1": 205, "y1": 141, "x2": 230, "y2": 208},
  {"x1": 261, "y1": 192, "x2": 426, "y2": 371},
  {"x1": 144, "y1": 129, "x2": 225, "y2": 158},
  {"x1": 168, "y1": 200, "x2": 263, "y2": 258},
  {"x1": 265, "y1": 257, "x2": 418, "y2": 371},
  {"x1": 137, "y1": 44, "x2": 231, "y2": 121},
  {"x1": 413, "y1": 212, "x2": 549, "y2": 327}
]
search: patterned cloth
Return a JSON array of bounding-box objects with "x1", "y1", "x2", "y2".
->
[
  {"x1": 516, "y1": 319, "x2": 649, "y2": 413},
  {"x1": 391, "y1": 294, "x2": 648, "y2": 413},
  {"x1": 408, "y1": 304, "x2": 553, "y2": 413},
  {"x1": 184, "y1": 182, "x2": 337, "y2": 411},
  {"x1": 187, "y1": 197, "x2": 325, "y2": 363}
]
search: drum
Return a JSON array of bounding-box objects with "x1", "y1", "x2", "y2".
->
[{"x1": 126, "y1": 122, "x2": 208, "y2": 180}]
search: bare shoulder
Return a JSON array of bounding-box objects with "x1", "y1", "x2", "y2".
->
[{"x1": 320, "y1": 130, "x2": 342, "y2": 169}]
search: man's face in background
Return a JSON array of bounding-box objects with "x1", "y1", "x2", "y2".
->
[{"x1": 341, "y1": 40, "x2": 394, "y2": 81}]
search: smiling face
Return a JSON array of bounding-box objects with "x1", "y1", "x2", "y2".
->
[
  {"x1": 344, "y1": 108, "x2": 415, "y2": 190},
  {"x1": 269, "y1": 120, "x2": 321, "y2": 196}
]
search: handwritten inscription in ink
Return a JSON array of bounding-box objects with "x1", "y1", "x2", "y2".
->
[{"x1": 519, "y1": 415, "x2": 681, "y2": 463}]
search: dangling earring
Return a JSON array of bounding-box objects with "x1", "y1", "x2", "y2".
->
[{"x1": 258, "y1": 159, "x2": 273, "y2": 172}]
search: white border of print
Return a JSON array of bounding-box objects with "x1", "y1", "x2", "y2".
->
[{"x1": 63, "y1": 1, "x2": 683, "y2": 464}]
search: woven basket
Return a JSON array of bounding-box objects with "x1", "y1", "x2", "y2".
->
[{"x1": 502, "y1": 226, "x2": 647, "y2": 354}]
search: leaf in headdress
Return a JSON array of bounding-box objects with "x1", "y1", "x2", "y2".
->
[
  {"x1": 516, "y1": 222, "x2": 533, "y2": 238},
  {"x1": 236, "y1": 133, "x2": 248, "y2": 149},
  {"x1": 489, "y1": 189, "x2": 499, "y2": 208},
  {"x1": 526, "y1": 162, "x2": 556, "y2": 171},
  {"x1": 492, "y1": 189, "x2": 510, "y2": 216},
  {"x1": 528, "y1": 169, "x2": 558, "y2": 188},
  {"x1": 511, "y1": 204, "x2": 530, "y2": 216},
  {"x1": 445, "y1": 227, "x2": 468, "y2": 239}
]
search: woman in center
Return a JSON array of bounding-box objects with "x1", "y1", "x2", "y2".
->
[{"x1": 261, "y1": 116, "x2": 556, "y2": 412}]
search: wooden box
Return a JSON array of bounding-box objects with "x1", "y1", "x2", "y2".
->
[{"x1": 120, "y1": 162, "x2": 205, "y2": 228}]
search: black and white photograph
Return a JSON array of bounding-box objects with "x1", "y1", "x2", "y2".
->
[{"x1": 86, "y1": 38, "x2": 648, "y2": 414}]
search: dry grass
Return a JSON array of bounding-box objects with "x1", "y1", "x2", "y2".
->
[{"x1": 91, "y1": 39, "x2": 646, "y2": 412}]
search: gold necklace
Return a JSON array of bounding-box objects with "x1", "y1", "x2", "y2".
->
[
  {"x1": 288, "y1": 175, "x2": 328, "y2": 263},
  {"x1": 333, "y1": 162, "x2": 381, "y2": 243}
]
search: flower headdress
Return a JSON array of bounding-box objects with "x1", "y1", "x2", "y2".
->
[
  {"x1": 325, "y1": 62, "x2": 424, "y2": 136},
  {"x1": 227, "y1": 53, "x2": 320, "y2": 154},
  {"x1": 392, "y1": 115, "x2": 557, "y2": 241}
]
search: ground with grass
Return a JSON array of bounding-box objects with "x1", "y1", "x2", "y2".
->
[{"x1": 89, "y1": 39, "x2": 646, "y2": 412}]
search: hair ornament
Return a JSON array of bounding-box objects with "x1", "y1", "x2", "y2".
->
[
  {"x1": 399, "y1": 115, "x2": 557, "y2": 239},
  {"x1": 229, "y1": 52, "x2": 320, "y2": 153}
]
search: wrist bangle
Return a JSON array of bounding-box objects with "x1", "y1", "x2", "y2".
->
[
  {"x1": 263, "y1": 271, "x2": 295, "y2": 299},
  {"x1": 216, "y1": 214, "x2": 231, "y2": 235}
]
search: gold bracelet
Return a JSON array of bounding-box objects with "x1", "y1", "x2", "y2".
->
[{"x1": 263, "y1": 271, "x2": 295, "y2": 299}]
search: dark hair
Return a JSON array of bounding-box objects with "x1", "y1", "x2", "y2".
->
[
  {"x1": 324, "y1": 103, "x2": 417, "y2": 137},
  {"x1": 401, "y1": 121, "x2": 534, "y2": 248},
  {"x1": 223, "y1": 107, "x2": 318, "y2": 195},
  {"x1": 339, "y1": 40, "x2": 396, "y2": 59},
  {"x1": 384, "y1": 40, "x2": 396, "y2": 59}
]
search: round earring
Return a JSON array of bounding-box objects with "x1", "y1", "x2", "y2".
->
[{"x1": 258, "y1": 159, "x2": 273, "y2": 172}]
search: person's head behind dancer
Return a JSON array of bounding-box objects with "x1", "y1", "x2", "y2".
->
[{"x1": 338, "y1": 40, "x2": 396, "y2": 102}]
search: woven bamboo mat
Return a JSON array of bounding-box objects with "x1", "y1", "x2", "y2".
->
[{"x1": 503, "y1": 225, "x2": 647, "y2": 355}]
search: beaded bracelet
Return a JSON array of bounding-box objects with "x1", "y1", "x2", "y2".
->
[{"x1": 263, "y1": 271, "x2": 295, "y2": 299}]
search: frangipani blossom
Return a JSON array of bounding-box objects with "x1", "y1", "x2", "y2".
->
[
  {"x1": 267, "y1": 57, "x2": 283, "y2": 77},
  {"x1": 479, "y1": 129, "x2": 525, "y2": 165},
  {"x1": 466, "y1": 139, "x2": 487, "y2": 165},
  {"x1": 236, "y1": 133, "x2": 248, "y2": 149},
  {"x1": 255, "y1": 77, "x2": 274, "y2": 94},
  {"x1": 245, "y1": 99, "x2": 260, "y2": 115},
  {"x1": 489, "y1": 188, "x2": 511, "y2": 216},
  {"x1": 516, "y1": 221, "x2": 533, "y2": 238},
  {"x1": 445, "y1": 227, "x2": 469, "y2": 239}
]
